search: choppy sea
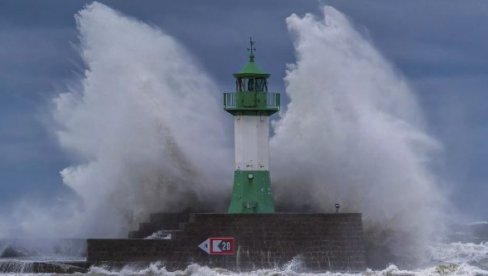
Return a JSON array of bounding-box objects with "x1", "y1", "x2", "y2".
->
[{"x1": 1, "y1": 241, "x2": 488, "y2": 275}]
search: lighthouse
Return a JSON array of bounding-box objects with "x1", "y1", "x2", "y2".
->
[
  {"x1": 88, "y1": 39, "x2": 366, "y2": 273},
  {"x1": 224, "y1": 38, "x2": 280, "y2": 213}
]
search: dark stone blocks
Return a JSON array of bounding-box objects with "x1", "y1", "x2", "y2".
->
[{"x1": 88, "y1": 213, "x2": 366, "y2": 272}]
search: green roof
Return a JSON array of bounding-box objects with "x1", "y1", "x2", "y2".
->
[
  {"x1": 234, "y1": 60, "x2": 270, "y2": 78},
  {"x1": 233, "y1": 38, "x2": 270, "y2": 78}
]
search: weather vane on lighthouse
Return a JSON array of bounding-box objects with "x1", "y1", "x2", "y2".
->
[
  {"x1": 247, "y1": 37, "x2": 256, "y2": 61},
  {"x1": 223, "y1": 37, "x2": 280, "y2": 213}
]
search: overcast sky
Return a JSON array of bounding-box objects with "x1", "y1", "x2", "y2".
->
[{"x1": 1, "y1": 0, "x2": 488, "y2": 220}]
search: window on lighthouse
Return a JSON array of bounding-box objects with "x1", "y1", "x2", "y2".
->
[
  {"x1": 255, "y1": 78, "x2": 267, "y2": 92},
  {"x1": 247, "y1": 78, "x2": 255, "y2": 91},
  {"x1": 236, "y1": 78, "x2": 244, "y2": 92},
  {"x1": 236, "y1": 78, "x2": 267, "y2": 92}
]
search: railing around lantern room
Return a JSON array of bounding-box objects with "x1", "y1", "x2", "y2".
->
[{"x1": 223, "y1": 92, "x2": 280, "y2": 115}]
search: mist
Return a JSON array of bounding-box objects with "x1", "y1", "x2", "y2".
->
[
  {"x1": 0, "y1": 2, "x2": 448, "y2": 266},
  {"x1": 271, "y1": 7, "x2": 447, "y2": 264},
  {"x1": 3, "y1": 2, "x2": 232, "y2": 238}
]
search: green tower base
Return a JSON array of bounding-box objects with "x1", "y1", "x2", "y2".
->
[{"x1": 228, "y1": 170, "x2": 275, "y2": 213}]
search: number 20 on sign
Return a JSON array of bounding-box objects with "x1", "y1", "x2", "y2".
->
[{"x1": 198, "y1": 237, "x2": 235, "y2": 255}]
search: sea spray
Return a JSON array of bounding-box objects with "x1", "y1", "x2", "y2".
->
[
  {"x1": 50, "y1": 2, "x2": 233, "y2": 237},
  {"x1": 271, "y1": 6, "x2": 447, "y2": 265},
  {"x1": 0, "y1": 2, "x2": 449, "y2": 268}
]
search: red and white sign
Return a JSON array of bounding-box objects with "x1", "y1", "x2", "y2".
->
[{"x1": 198, "y1": 237, "x2": 235, "y2": 255}]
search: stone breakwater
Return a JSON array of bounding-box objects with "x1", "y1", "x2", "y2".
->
[{"x1": 88, "y1": 213, "x2": 366, "y2": 272}]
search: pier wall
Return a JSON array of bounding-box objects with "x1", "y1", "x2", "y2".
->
[{"x1": 87, "y1": 213, "x2": 366, "y2": 272}]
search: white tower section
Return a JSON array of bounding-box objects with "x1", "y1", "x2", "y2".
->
[{"x1": 234, "y1": 115, "x2": 269, "y2": 171}]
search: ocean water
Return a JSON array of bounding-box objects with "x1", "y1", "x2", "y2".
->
[
  {"x1": 1, "y1": 241, "x2": 488, "y2": 275},
  {"x1": 80, "y1": 241, "x2": 488, "y2": 275}
]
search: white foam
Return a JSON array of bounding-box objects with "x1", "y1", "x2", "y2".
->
[
  {"x1": 429, "y1": 242, "x2": 488, "y2": 264},
  {"x1": 81, "y1": 261, "x2": 488, "y2": 276},
  {"x1": 144, "y1": 231, "x2": 171, "y2": 240}
]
